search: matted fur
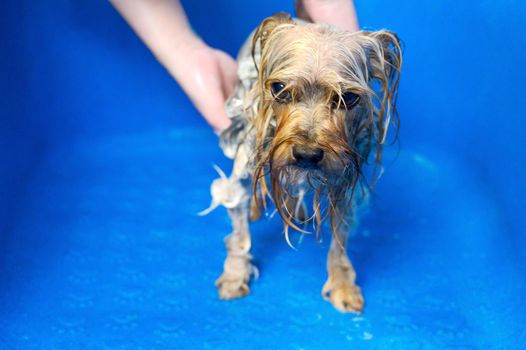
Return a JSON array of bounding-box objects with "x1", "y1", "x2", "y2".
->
[
  {"x1": 248, "y1": 14, "x2": 402, "y2": 237},
  {"x1": 208, "y1": 14, "x2": 403, "y2": 312}
]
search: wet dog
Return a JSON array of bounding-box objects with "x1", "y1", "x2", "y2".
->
[{"x1": 203, "y1": 13, "x2": 402, "y2": 312}]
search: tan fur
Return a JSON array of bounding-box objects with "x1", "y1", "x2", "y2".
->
[
  {"x1": 251, "y1": 15, "x2": 402, "y2": 233},
  {"x1": 216, "y1": 206, "x2": 257, "y2": 299},
  {"x1": 215, "y1": 14, "x2": 402, "y2": 313}
]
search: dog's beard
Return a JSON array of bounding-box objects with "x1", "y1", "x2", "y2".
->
[{"x1": 254, "y1": 148, "x2": 360, "y2": 242}]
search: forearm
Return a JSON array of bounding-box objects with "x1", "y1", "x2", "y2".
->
[
  {"x1": 298, "y1": 0, "x2": 359, "y2": 32},
  {"x1": 110, "y1": 0, "x2": 202, "y2": 80}
]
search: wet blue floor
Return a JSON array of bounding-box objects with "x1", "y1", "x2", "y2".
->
[
  {"x1": 1, "y1": 129, "x2": 524, "y2": 349},
  {"x1": 2, "y1": 0, "x2": 526, "y2": 348}
]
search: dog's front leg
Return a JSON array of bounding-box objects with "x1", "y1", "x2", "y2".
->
[
  {"x1": 215, "y1": 201, "x2": 256, "y2": 299},
  {"x1": 322, "y1": 227, "x2": 364, "y2": 313}
]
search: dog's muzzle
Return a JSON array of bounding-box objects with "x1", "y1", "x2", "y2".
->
[{"x1": 292, "y1": 145, "x2": 324, "y2": 169}]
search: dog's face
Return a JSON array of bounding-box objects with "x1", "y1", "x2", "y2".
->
[{"x1": 251, "y1": 14, "x2": 402, "y2": 228}]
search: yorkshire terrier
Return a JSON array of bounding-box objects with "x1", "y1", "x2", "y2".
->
[{"x1": 202, "y1": 13, "x2": 402, "y2": 313}]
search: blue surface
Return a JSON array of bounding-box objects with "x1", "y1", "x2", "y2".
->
[{"x1": 1, "y1": 0, "x2": 525, "y2": 349}]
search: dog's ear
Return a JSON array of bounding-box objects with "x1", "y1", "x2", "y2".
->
[
  {"x1": 360, "y1": 30, "x2": 403, "y2": 145},
  {"x1": 253, "y1": 13, "x2": 295, "y2": 51},
  {"x1": 251, "y1": 13, "x2": 295, "y2": 69},
  {"x1": 350, "y1": 30, "x2": 402, "y2": 186}
]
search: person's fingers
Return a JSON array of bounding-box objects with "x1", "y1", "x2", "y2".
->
[
  {"x1": 169, "y1": 44, "x2": 234, "y2": 132},
  {"x1": 196, "y1": 101, "x2": 231, "y2": 132},
  {"x1": 207, "y1": 106, "x2": 232, "y2": 133},
  {"x1": 192, "y1": 79, "x2": 231, "y2": 132},
  {"x1": 207, "y1": 50, "x2": 235, "y2": 132},
  {"x1": 214, "y1": 49, "x2": 238, "y2": 100},
  {"x1": 198, "y1": 49, "x2": 235, "y2": 132}
]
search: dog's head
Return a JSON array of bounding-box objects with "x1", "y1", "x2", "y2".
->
[{"x1": 250, "y1": 13, "x2": 402, "y2": 230}]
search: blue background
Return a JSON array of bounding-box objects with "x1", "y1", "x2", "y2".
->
[{"x1": 1, "y1": 0, "x2": 525, "y2": 348}]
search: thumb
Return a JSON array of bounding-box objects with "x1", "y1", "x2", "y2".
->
[{"x1": 215, "y1": 49, "x2": 238, "y2": 100}]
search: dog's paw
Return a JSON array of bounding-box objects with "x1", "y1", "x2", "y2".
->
[
  {"x1": 215, "y1": 274, "x2": 250, "y2": 299},
  {"x1": 322, "y1": 279, "x2": 364, "y2": 313}
]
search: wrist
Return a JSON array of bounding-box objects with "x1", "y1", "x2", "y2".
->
[
  {"x1": 164, "y1": 35, "x2": 207, "y2": 69},
  {"x1": 299, "y1": 0, "x2": 360, "y2": 32}
]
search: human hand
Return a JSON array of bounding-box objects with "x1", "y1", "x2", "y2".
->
[
  {"x1": 110, "y1": 0, "x2": 235, "y2": 133},
  {"x1": 169, "y1": 40, "x2": 236, "y2": 132}
]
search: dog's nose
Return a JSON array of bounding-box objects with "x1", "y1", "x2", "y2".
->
[{"x1": 292, "y1": 146, "x2": 324, "y2": 167}]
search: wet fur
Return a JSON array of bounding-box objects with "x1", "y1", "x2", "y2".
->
[
  {"x1": 251, "y1": 14, "x2": 402, "y2": 234},
  {"x1": 213, "y1": 13, "x2": 402, "y2": 313}
]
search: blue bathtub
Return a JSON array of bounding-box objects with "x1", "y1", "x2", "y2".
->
[{"x1": 1, "y1": 0, "x2": 525, "y2": 348}]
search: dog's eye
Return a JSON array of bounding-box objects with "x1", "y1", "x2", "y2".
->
[
  {"x1": 271, "y1": 82, "x2": 285, "y2": 94},
  {"x1": 270, "y1": 82, "x2": 291, "y2": 103},
  {"x1": 333, "y1": 92, "x2": 360, "y2": 110}
]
